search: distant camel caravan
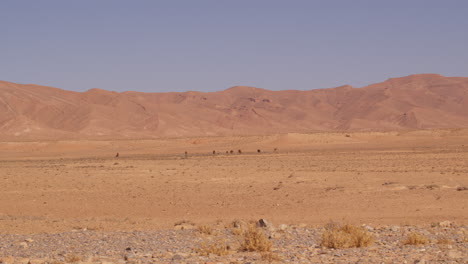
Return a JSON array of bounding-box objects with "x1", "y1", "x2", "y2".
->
[{"x1": 115, "y1": 147, "x2": 279, "y2": 158}]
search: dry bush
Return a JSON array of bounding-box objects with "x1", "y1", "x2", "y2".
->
[
  {"x1": 239, "y1": 224, "x2": 272, "y2": 252},
  {"x1": 196, "y1": 239, "x2": 229, "y2": 256},
  {"x1": 261, "y1": 252, "x2": 282, "y2": 263},
  {"x1": 320, "y1": 224, "x2": 374, "y2": 249},
  {"x1": 64, "y1": 254, "x2": 81, "y2": 263},
  {"x1": 230, "y1": 227, "x2": 243, "y2": 236},
  {"x1": 402, "y1": 232, "x2": 428, "y2": 245},
  {"x1": 197, "y1": 225, "x2": 214, "y2": 235}
]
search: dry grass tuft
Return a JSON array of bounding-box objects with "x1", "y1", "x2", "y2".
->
[
  {"x1": 261, "y1": 252, "x2": 282, "y2": 263},
  {"x1": 197, "y1": 224, "x2": 214, "y2": 235},
  {"x1": 196, "y1": 239, "x2": 229, "y2": 256},
  {"x1": 230, "y1": 227, "x2": 243, "y2": 236},
  {"x1": 320, "y1": 224, "x2": 374, "y2": 249},
  {"x1": 239, "y1": 224, "x2": 272, "y2": 252},
  {"x1": 402, "y1": 232, "x2": 428, "y2": 245},
  {"x1": 64, "y1": 254, "x2": 81, "y2": 263}
]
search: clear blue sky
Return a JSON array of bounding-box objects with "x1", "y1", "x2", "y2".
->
[{"x1": 1, "y1": 0, "x2": 467, "y2": 92}]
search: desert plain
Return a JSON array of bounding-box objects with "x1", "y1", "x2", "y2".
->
[{"x1": 1, "y1": 129, "x2": 467, "y2": 263}]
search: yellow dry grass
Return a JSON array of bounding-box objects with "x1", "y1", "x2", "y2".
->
[
  {"x1": 320, "y1": 224, "x2": 374, "y2": 249},
  {"x1": 195, "y1": 239, "x2": 229, "y2": 256},
  {"x1": 261, "y1": 252, "x2": 282, "y2": 263},
  {"x1": 64, "y1": 254, "x2": 81, "y2": 263},
  {"x1": 402, "y1": 232, "x2": 428, "y2": 245},
  {"x1": 197, "y1": 224, "x2": 214, "y2": 235},
  {"x1": 239, "y1": 224, "x2": 272, "y2": 252}
]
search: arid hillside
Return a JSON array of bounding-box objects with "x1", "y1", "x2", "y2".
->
[{"x1": 1, "y1": 74, "x2": 468, "y2": 139}]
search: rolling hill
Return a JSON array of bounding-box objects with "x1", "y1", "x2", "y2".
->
[{"x1": 1, "y1": 74, "x2": 468, "y2": 140}]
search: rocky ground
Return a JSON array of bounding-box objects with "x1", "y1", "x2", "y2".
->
[{"x1": 0, "y1": 221, "x2": 466, "y2": 264}]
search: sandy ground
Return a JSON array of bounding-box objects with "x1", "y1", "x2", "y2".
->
[{"x1": 0, "y1": 129, "x2": 467, "y2": 235}]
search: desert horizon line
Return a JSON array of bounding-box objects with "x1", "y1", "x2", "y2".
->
[{"x1": 0, "y1": 73, "x2": 454, "y2": 94}]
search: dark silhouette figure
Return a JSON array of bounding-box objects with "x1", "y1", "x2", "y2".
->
[
  {"x1": 274, "y1": 148, "x2": 278, "y2": 152},
  {"x1": 230, "y1": 150, "x2": 234, "y2": 154},
  {"x1": 184, "y1": 151, "x2": 188, "y2": 158},
  {"x1": 213, "y1": 150, "x2": 216, "y2": 155},
  {"x1": 257, "y1": 149, "x2": 261, "y2": 153},
  {"x1": 115, "y1": 152, "x2": 119, "y2": 158},
  {"x1": 238, "y1": 149, "x2": 242, "y2": 154}
]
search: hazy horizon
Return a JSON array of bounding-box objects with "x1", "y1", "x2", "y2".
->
[{"x1": 2, "y1": 0, "x2": 467, "y2": 93}]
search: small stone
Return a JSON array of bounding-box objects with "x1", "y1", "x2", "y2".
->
[
  {"x1": 24, "y1": 238, "x2": 34, "y2": 243},
  {"x1": 278, "y1": 224, "x2": 288, "y2": 231},
  {"x1": 257, "y1": 218, "x2": 269, "y2": 228},
  {"x1": 414, "y1": 260, "x2": 425, "y2": 264},
  {"x1": 390, "y1": 226, "x2": 400, "y2": 232},
  {"x1": 448, "y1": 250, "x2": 462, "y2": 259}
]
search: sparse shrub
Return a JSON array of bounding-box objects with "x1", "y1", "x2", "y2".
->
[
  {"x1": 402, "y1": 232, "x2": 428, "y2": 245},
  {"x1": 197, "y1": 224, "x2": 214, "y2": 235},
  {"x1": 320, "y1": 224, "x2": 374, "y2": 249},
  {"x1": 239, "y1": 224, "x2": 272, "y2": 252},
  {"x1": 196, "y1": 239, "x2": 229, "y2": 256},
  {"x1": 64, "y1": 254, "x2": 81, "y2": 263},
  {"x1": 230, "y1": 227, "x2": 243, "y2": 236},
  {"x1": 261, "y1": 252, "x2": 282, "y2": 263}
]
